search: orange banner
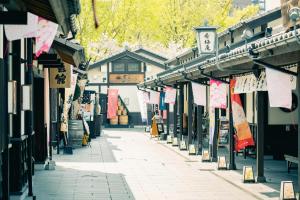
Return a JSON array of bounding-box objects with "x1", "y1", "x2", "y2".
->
[{"x1": 230, "y1": 79, "x2": 254, "y2": 151}]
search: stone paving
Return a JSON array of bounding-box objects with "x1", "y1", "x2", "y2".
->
[{"x1": 28, "y1": 128, "x2": 295, "y2": 200}]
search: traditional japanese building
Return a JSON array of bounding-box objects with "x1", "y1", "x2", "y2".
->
[
  {"x1": 87, "y1": 48, "x2": 168, "y2": 126},
  {"x1": 138, "y1": 3, "x2": 300, "y2": 195},
  {"x1": 0, "y1": 1, "x2": 84, "y2": 199}
]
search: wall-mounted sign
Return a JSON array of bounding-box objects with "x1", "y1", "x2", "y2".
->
[
  {"x1": 49, "y1": 64, "x2": 72, "y2": 88},
  {"x1": 21, "y1": 84, "x2": 32, "y2": 111},
  {"x1": 109, "y1": 73, "x2": 144, "y2": 84},
  {"x1": 8, "y1": 80, "x2": 17, "y2": 114}
]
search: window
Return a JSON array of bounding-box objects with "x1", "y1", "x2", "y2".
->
[
  {"x1": 127, "y1": 63, "x2": 140, "y2": 72},
  {"x1": 113, "y1": 63, "x2": 125, "y2": 72},
  {"x1": 112, "y1": 61, "x2": 141, "y2": 73}
]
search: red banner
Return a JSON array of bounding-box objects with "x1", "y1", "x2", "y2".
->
[
  {"x1": 230, "y1": 79, "x2": 254, "y2": 151},
  {"x1": 107, "y1": 88, "x2": 119, "y2": 119}
]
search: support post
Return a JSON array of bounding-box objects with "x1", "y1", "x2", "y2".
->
[
  {"x1": 26, "y1": 38, "x2": 34, "y2": 196},
  {"x1": 228, "y1": 82, "x2": 236, "y2": 170},
  {"x1": 173, "y1": 87, "x2": 178, "y2": 138},
  {"x1": 297, "y1": 67, "x2": 300, "y2": 194},
  {"x1": 179, "y1": 83, "x2": 184, "y2": 142},
  {"x1": 166, "y1": 103, "x2": 170, "y2": 136},
  {"x1": 187, "y1": 83, "x2": 193, "y2": 146},
  {"x1": 211, "y1": 108, "x2": 219, "y2": 162},
  {"x1": 256, "y1": 91, "x2": 266, "y2": 182},
  {"x1": 197, "y1": 105, "x2": 203, "y2": 154}
]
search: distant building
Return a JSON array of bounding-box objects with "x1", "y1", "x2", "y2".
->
[{"x1": 233, "y1": 0, "x2": 266, "y2": 11}]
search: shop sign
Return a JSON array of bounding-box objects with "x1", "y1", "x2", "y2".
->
[{"x1": 50, "y1": 64, "x2": 72, "y2": 88}]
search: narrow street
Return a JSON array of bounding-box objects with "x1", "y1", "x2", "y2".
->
[{"x1": 31, "y1": 129, "x2": 259, "y2": 200}]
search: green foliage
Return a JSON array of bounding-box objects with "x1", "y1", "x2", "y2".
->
[{"x1": 76, "y1": 0, "x2": 259, "y2": 60}]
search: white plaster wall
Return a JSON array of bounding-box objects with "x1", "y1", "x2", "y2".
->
[
  {"x1": 109, "y1": 85, "x2": 140, "y2": 112},
  {"x1": 145, "y1": 64, "x2": 164, "y2": 78},
  {"x1": 268, "y1": 86, "x2": 298, "y2": 125},
  {"x1": 265, "y1": 0, "x2": 280, "y2": 11},
  {"x1": 88, "y1": 67, "x2": 107, "y2": 84}
]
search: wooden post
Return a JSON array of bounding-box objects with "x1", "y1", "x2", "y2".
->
[
  {"x1": 297, "y1": 66, "x2": 300, "y2": 194},
  {"x1": 26, "y1": 38, "x2": 34, "y2": 196},
  {"x1": 173, "y1": 85, "x2": 178, "y2": 138},
  {"x1": 187, "y1": 83, "x2": 193, "y2": 146},
  {"x1": 228, "y1": 83, "x2": 236, "y2": 170},
  {"x1": 197, "y1": 105, "x2": 203, "y2": 154},
  {"x1": 179, "y1": 83, "x2": 184, "y2": 142},
  {"x1": 256, "y1": 91, "x2": 266, "y2": 182},
  {"x1": 166, "y1": 103, "x2": 170, "y2": 136},
  {"x1": 211, "y1": 108, "x2": 219, "y2": 162}
]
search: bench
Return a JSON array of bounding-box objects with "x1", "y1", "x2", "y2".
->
[{"x1": 284, "y1": 154, "x2": 298, "y2": 173}]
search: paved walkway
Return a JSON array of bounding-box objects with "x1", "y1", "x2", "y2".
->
[{"x1": 29, "y1": 129, "x2": 291, "y2": 200}]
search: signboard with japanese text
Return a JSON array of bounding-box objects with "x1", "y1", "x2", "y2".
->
[
  {"x1": 196, "y1": 28, "x2": 217, "y2": 54},
  {"x1": 50, "y1": 64, "x2": 72, "y2": 88},
  {"x1": 109, "y1": 73, "x2": 144, "y2": 84}
]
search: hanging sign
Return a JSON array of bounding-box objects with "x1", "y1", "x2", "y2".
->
[
  {"x1": 107, "y1": 88, "x2": 119, "y2": 119},
  {"x1": 159, "y1": 92, "x2": 167, "y2": 110},
  {"x1": 137, "y1": 90, "x2": 148, "y2": 122},
  {"x1": 49, "y1": 64, "x2": 72, "y2": 88},
  {"x1": 35, "y1": 17, "x2": 58, "y2": 57},
  {"x1": 5, "y1": 12, "x2": 38, "y2": 41},
  {"x1": 165, "y1": 86, "x2": 176, "y2": 104},
  {"x1": 256, "y1": 71, "x2": 267, "y2": 91},
  {"x1": 191, "y1": 82, "x2": 206, "y2": 106},
  {"x1": 210, "y1": 79, "x2": 227, "y2": 109},
  {"x1": 195, "y1": 26, "x2": 217, "y2": 54},
  {"x1": 149, "y1": 91, "x2": 160, "y2": 105},
  {"x1": 230, "y1": 79, "x2": 255, "y2": 151},
  {"x1": 266, "y1": 68, "x2": 292, "y2": 109}
]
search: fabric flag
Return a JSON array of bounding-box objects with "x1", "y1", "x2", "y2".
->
[
  {"x1": 165, "y1": 86, "x2": 176, "y2": 104},
  {"x1": 163, "y1": 110, "x2": 167, "y2": 119},
  {"x1": 143, "y1": 91, "x2": 150, "y2": 104},
  {"x1": 107, "y1": 88, "x2": 118, "y2": 119},
  {"x1": 210, "y1": 79, "x2": 227, "y2": 109},
  {"x1": 230, "y1": 79, "x2": 255, "y2": 151},
  {"x1": 191, "y1": 82, "x2": 206, "y2": 106},
  {"x1": 209, "y1": 107, "x2": 215, "y2": 145},
  {"x1": 159, "y1": 92, "x2": 167, "y2": 110},
  {"x1": 36, "y1": 17, "x2": 58, "y2": 57},
  {"x1": 149, "y1": 91, "x2": 160, "y2": 105},
  {"x1": 266, "y1": 68, "x2": 292, "y2": 109},
  {"x1": 137, "y1": 90, "x2": 148, "y2": 122},
  {"x1": 5, "y1": 12, "x2": 38, "y2": 41}
]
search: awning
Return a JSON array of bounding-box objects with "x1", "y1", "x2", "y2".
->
[{"x1": 52, "y1": 37, "x2": 85, "y2": 67}]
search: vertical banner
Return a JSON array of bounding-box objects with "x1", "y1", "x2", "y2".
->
[
  {"x1": 107, "y1": 88, "x2": 118, "y2": 119},
  {"x1": 210, "y1": 79, "x2": 227, "y2": 109},
  {"x1": 36, "y1": 17, "x2": 58, "y2": 57},
  {"x1": 209, "y1": 107, "x2": 215, "y2": 145},
  {"x1": 159, "y1": 92, "x2": 167, "y2": 110},
  {"x1": 266, "y1": 68, "x2": 292, "y2": 109},
  {"x1": 191, "y1": 82, "x2": 206, "y2": 106},
  {"x1": 143, "y1": 91, "x2": 150, "y2": 104},
  {"x1": 165, "y1": 86, "x2": 176, "y2": 104},
  {"x1": 137, "y1": 90, "x2": 148, "y2": 122},
  {"x1": 230, "y1": 79, "x2": 254, "y2": 151},
  {"x1": 149, "y1": 90, "x2": 160, "y2": 105}
]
